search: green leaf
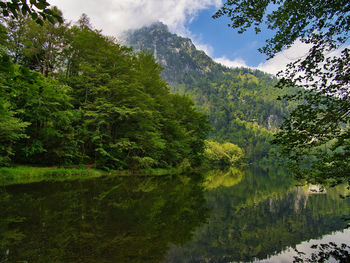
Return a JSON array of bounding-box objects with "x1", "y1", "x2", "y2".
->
[
  {"x1": 47, "y1": 16, "x2": 54, "y2": 24},
  {"x1": 30, "y1": 12, "x2": 38, "y2": 20},
  {"x1": 34, "y1": 2, "x2": 49, "y2": 10},
  {"x1": 35, "y1": 18, "x2": 43, "y2": 26},
  {"x1": 43, "y1": 8, "x2": 53, "y2": 15},
  {"x1": 55, "y1": 15, "x2": 63, "y2": 24}
]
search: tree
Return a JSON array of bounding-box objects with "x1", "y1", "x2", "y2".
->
[
  {"x1": 3, "y1": 7, "x2": 67, "y2": 76},
  {"x1": 0, "y1": 0, "x2": 62, "y2": 25},
  {"x1": 0, "y1": 53, "x2": 29, "y2": 165},
  {"x1": 204, "y1": 140, "x2": 244, "y2": 167},
  {"x1": 214, "y1": 0, "x2": 350, "y2": 186},
  {"x1": 1, "y1": 11, "x2": 210, "y2": 169}
]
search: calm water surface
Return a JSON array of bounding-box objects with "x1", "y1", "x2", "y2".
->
[{"x1": 0, "y1": 165, "x2": 349, "y2": 262}]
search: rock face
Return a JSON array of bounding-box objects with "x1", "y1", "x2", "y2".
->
[{"x1": 125, "y1": 22, "x2": 218, "y2": 84}]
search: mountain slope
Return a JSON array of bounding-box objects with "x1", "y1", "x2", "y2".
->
[{"x1": 125, "y1": 23, "x2": 294, "y2": 160}]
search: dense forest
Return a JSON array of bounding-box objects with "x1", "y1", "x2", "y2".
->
[
  {"x1": 126, "y1": 23, "x2": 296, "y2": 162},
  {"x1": 0, "y1": 11, "x2": 212, "y2": 169}
]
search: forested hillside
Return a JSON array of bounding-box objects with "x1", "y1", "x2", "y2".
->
[
  {"x1": 126, "y1": 23, "x2": 295, "y2": 161},
  {"x1": 0, "y1": 13, "x2": 210, "y2": 169}
]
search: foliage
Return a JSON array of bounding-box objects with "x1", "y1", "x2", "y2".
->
[
  {"x1": 0, "y1": 0, "x2": 62, "y2": 25},
  {"x1": 214, "y1": 0, "x2": 350, "y2": 186},
  {"x1": 204, "y1": 140, "x2": 244, "y2": 167},
  {"x1": 0, "y1": 165, "x2": 105, "y2": 185},
  {"x1": 0, "y1": 58, "x2": 77, "y2": 165},
  {"x1": 0, "y1": 53, "x2": 29, "y2": 165},
  {"x1": 3, "y1": 8, "x2": 67, "y2": 76},
  {"x1": 0, "y1": 13, "x2": 210, "y2": 169}
]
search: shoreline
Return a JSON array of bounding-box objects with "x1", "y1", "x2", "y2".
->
[{"x1": 0, "y1": 165, "x2": 186, "y2": 186}]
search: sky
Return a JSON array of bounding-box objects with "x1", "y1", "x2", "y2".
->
[{"x1": 49, "y1": 0, "x2": 311, "y2": 75}]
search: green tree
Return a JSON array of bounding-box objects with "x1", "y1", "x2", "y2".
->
[
  {"x1": 2, "y1": 64, "x2": 77, "y2": 165},
  {"x1": 0, "y1": 53, "x2": 29, "y2": 165},
  {"x1": 3, "y1": 7, "x2": 67, "y2": 77},
  {"x1": 204, "y1": 140, "x2": 244, "y2": 167},
  {"x1": 214, "y1": 0, "x2": 350, "y2": 186},
  {"x1": 60, "y1": 16, "x2": 210, "y2": 169},
  {"x1": 1, "y1": 12, "x2": 210, "y2": 169}
]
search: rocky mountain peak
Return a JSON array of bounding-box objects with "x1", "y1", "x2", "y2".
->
[{"x1": 125, "y1": 22, "x2": 217, "y2": 83}]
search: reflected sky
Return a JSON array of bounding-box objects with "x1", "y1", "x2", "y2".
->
[{"x1": 258, "y1": 229, "x2": 350, "y2": 263}]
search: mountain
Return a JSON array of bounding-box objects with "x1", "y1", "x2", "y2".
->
[
  {"x1": 125, "y1": 22, "x2": 219, "y2": 84},
  {"x1": 125, "y1": 22, "x2": 294, "y2": 161}
]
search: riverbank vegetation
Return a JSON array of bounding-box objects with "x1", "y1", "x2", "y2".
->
[
  {"x1": 0, "y1": 138, "x2": 246, "y2": 185},
  {"x1": 0, "y1": 165, "x2": 191, "y2": 185},
  {"x1": 203, "y1": 140, "x2": 245, "y2": 168},
  {"x1": 0, "y1": 11, "x2": 211, "y2": 170},
  {"x1": 0, "y1": 165, "x2": 105, "y2": 185}
]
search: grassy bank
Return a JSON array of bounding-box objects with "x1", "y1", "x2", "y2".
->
[{"x1": 0, "y1": 166, "x2": 186, "y2": 186}]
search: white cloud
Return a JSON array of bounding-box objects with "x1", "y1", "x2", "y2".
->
[
  {"x1": 214, "y1": 56, "x2": 250, "y2": 68},
  {"x1": 188, "y1": 40, "x2": 326, "y2": 75},
  {"x1": 213, "y1": 41, "x2": 312, "y2": 74},
  {"x1": 257, "y1": 40, "x2": 311, "y2": 75},
  {"x1": 211, "y1": 40, "x2": 313, "y2": 75},
  {"x1": 50, "y1": 0, "x2": 222, "y2": 38},
  {"x1": 257, "y1": 40, "x2": 350, "y2": 76}
]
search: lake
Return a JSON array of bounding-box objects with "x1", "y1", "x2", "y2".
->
[{"x1": 0, "y1": 165, "x2": 349, "y2": 262}]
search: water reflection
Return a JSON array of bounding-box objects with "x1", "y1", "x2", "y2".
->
[
  {"x1": 0, "y1": 175, "x2": 209, "y2": 262},
  {"x1": 202, "y1": 167, "x2": 244, "y2": 190},
  {"x1": 260, "y1": 229, "x2": 350, "y2": 262},
  {"x1": 0, "y1": 167, "x2": 349, "y2": 263},
  {"x1": 165, "y1": 166, "x2": 350, "y2": 263}
]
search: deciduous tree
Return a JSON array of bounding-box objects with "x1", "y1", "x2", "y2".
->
[{"x1": 215, "y1": 0, "x2": 350, "y2": 186}]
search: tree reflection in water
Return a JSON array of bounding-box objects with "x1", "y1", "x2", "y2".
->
[
  {"x1": 0, "y1": 166, "x2": 349, "y2": 263},
  {"x1": 165, "y1": 166, "x2": 350, "y2": 263},
  {"x1": 0, "y1": 174, "x2": 209, "y2": 263}
]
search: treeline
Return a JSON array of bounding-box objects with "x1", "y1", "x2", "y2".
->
[{"x1": 0, "y1": 11, "x2": 210, "y2": 169}]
